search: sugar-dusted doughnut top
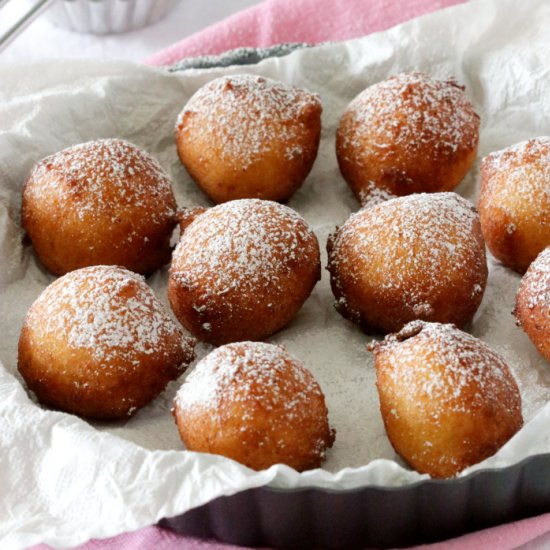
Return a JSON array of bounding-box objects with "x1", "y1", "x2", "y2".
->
[
  {"x1": 176, "y1": 342, "x2": 324, "y2": 420},
  {"x1": 515, "y1": 247, "x2": 550, "y2": 363},
  {"x1": 481, "y1": 137, "x2": 550, "y2": 223},
  {"x1": 22, "y1": 138, "x2": 178, "y2": 276},
  {"x1": 26, "y1": 265, "x2": 193, "y2": 365},
  {"x1": 25, "y1": 138, "x2": 176, "y2": 224},
  {"x1": 517, "y1": 246, "x2": 550, "y2": 311},
  {"x1": 174, "y1": 341, "x2": 335, "y2": 470},
  {"x1": 335, "y1": 192, "x2": 480, "y2": 266},
  {"x1": 371, "y1": 321, "x2": 521, "y2": 422},
  {"x1": 327, "y1": 192, "x2": 487, "y2": 332},
  {"x1": 483, "y1": 137, "x2": 550, "y2": 189},
  {"x1": 169, "y1": 199, "x2": 320, "y2": 345},
  {"x1": 339, "y1": 72, "x2": 479, "y2": 160},
  {"x1": 18, "y1": 265, "x2": 195, "y2": 419},
  {"x1": 176, "y1": 74, "x2": 322, "y2": 170},
  {"x1": 171, "y1": 199, "x2": 319, "y2": 301},
  {"x1": 479, "y1": 137, "x2": 550, "y2": 272},
  {"x1": 370, "y1": 320, "x2": 523, "y2": 478}
]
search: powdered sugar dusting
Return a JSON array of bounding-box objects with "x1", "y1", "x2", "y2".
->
[
  {"x1": 481, "y1": 137, "x2": 550, "y2": 220},
  {"x1": 26, "y1": 265, "x2": 192, "y2": 365},
  {"x1": 340, "y1": 72, "x2": 479, "y2": 160},
  {"x1": 2, "y1": 19, "x2": 550, "y2": 506},
  {"x1": 171, "y1": 199, "x2": 318, "y2": 304},
  {"x1": 518, "y1": 247, "x2": 550, "y2": 310},
  {"x1": 176, "y1": 74, "x2": 321, "y2": 169},
  {"x1": 25, "y1": 138, "x2": 176, "y2": 226},
  {"x1": 485, "y1": 137, "x2": 550, "y2": 171},
  {"x1": 358, "y1": 180, "x2": 397, "y2": 208},
  {"x1": 373, "y1": 321, "x2": 522, "y2": 421},
  {"x1": 328, "y1": 192, "x2": 486, "y2": 322},
  {"x1": 176, "y1": 342, "x2": 326, "y2": 444}
]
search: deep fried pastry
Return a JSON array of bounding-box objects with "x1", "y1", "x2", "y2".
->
[
  {"x1": 173, "y1": 341, "x2": 335, "y2": 471},
  {"x1": 336, "y1": 73, "x2": 479, "y2": 207},
  {"x1": 327, "y1": 192, "x2": 487, "y2": 334},
  {"x1": 176, "y1": 75, "x2": 321, "y2": 203},
  {"x1": 370, "y1": 321, "x2": 523, "y2": 478},
  {"x1": 18, "y1": 265, "x2": 195, "y2": 420},
  {"x1": 515, "y1": 246, "x2": 550, "y2": 361},
  {"x1": 479, "y1": 137, "x2": 550, "y2": 273},
  {"x1": 168, "y1": 199, "x2": 320, "y2": 345},
  {"x1": 22, "y1": 139, "x2": 177, "y2": 275}
]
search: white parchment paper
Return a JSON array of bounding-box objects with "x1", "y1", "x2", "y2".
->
[{"x1": 1, "y1": 0, "x2": 550, "y2": 547}]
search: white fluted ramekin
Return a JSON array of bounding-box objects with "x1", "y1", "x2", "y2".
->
[{"x1": 46, "y1": 0, "x2": 180, "y2": 34}]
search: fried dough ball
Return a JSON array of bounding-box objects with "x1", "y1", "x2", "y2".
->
[
  {"x1": 478, "y1": 138, "x2": 550, "y2": 273},
  {"x1": 22, "y1": 139, "x2": 178, "y2": 276},
  {"x1": 370, "y1": 321, "x2": 523, "y2": 478},
  {"x1": 168, "y1": 199, "x2": 320, "y2": 345},
  {"x1": 327, "y1": 192, "x2": 487, "y2": 334},
  {"x1": 336, "y1": 73, "x2": 480, "y2": 207},
  {"x1": 173, "y1": 342, "x2": 335, "y2": 471},
  {"x1": 18, "y1": 265, "x2": 195, "y2": 420},
  {"x1": 175, "y1": 74, "x2": 322, "y2": 203},
  {"x1": 515, "y1": 247, "x2": 550, "y2": 362}
]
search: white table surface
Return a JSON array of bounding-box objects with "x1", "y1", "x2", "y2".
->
[{"x1": 0, "y1": 0, "x2": 262, "y2": 65}]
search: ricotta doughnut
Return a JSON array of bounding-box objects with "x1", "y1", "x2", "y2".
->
[
  {"x1": 327, "y1": 192, "x2": 487, "y2": 334},
  {"x1": 336, "y1": 73, "x2": 480, "y2": 207},
  {"x1": 18, "y1": 265, "x2": 195, "y2": 420},
  {"x1": 173, "y1": 341, "x2": 335, "y2": 471},
  {"x1": 168, "y1": 199, "x2": 320, "y2": 345},
  {"x1": 370, "y1": 321, "x2": 523, "y2": 478},
  {"x1": 515, "y1": 246, "x2": 550, "y2": 361},
  {"x1": 479, "y1": 137, "x2": 550, "y2": 273},
  {"x1": 22, "y1": 139, "x2": 177, "y2": 275},
  {"x1": 175, "y1": 74, "x2": 322, "y2": 203}
]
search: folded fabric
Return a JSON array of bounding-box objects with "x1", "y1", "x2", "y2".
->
[
  {"x1": 36, "y1": 510, "x2": 550, "y2": 549},
  {"x1": 145, "y1": 0, "x2": 464, "y2": 66}
]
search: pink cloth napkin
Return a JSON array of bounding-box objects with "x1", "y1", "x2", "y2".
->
[
  {"x1": 34, "y1": 0, "x2": 550, "y2": 548},
  {"x1": 36, "y1": 511, "x2": 550, "y2": 549},
  {"x1": 145, "y1": 0, "x2": 464, "y2": 66}
]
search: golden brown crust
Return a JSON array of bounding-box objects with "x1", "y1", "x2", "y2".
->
[
  {"x1": 168, "y1": 199, "x2": 320, "y2": 345},
  {"x1": 326, "y1": 192, "x2": 487, "y2": 334},
  {"x1": 336, "y1": 73, "x2": 479, "y2": 207},
  {"x1": 22, "y1": 139, "x2": 177, "y2": 276},
  {"x1": 17, "y1": 265, "x2": 195, "y2": 420},
  {"x1": 478, "y1": 138, "x2": 550, "y2": 273},
  {"x1": 515, "y1": 246, "x2": 550, "y2": 361},
  {"x1": 370, "y1": 321, "x2": 523, "y2": 478},
  {"x1": 173, "y1": 342, "x2": 335, "y2": 471},
  {"x1": 176, "y1": 207, "x2": 207, "y2": 233},
  {"x1": 175, "y1": 75, "x2": 322, "y2": 204}
]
